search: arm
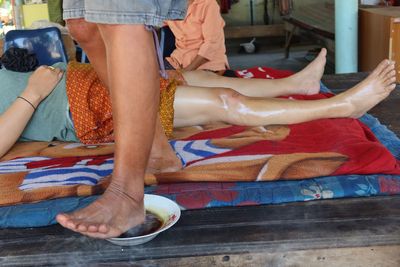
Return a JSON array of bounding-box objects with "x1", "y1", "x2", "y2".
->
[
  {"x1": 0, "y1": 66, "x2": 63, "y2": 158},
  {"x1": 182, "y1": 54, "x2": 209, "y2": 71},
  {"x1": 194, "y1": 0, "x2": 225, "y2": 67}
]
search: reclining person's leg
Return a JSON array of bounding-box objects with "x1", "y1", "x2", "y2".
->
[
  {"x1": 174, "y1": 59, "x2": 396, "y2": 127},
  {"x1": 182, "y1": 48, "x2": 327, "y2": 98}
]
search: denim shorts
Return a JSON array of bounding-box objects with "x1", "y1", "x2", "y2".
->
[{"x1": 63, "y1": 0, "x2": 187, "y2": 27}]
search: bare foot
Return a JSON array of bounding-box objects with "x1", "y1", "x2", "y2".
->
[
  {"x1": 147, "y1": 117, "x2": 182, "y2": 173},
  {"x1": 288, "y1": 48, "x2": 327, "y2": 95},
  {"x1": 56, "y1": 181, "x2": 144, "y2": 239},
  {"x1": 56, "y1": 117, "x2": 181, "y2": 239},
  {"x1": 337, "y1": 59, "x2": 396, "y2": 118}
]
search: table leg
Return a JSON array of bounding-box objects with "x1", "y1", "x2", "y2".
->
[{"x1": 284, "y1": 24, "x2": 296, "y2": 58}]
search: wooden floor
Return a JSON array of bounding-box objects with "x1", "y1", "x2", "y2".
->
[{"x1": 0, "y1": 73, "x2": 399, "y2": 266}]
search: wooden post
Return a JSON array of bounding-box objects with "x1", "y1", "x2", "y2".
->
[{"x1": 11, "y1": 0, "x2": 23, "y2": 29}]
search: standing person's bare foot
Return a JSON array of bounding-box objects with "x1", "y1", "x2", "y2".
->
[
  {"x1": 56, "y1": 179, "x2": 145, "y2": 238},
  {"x1": 335, "y1": 59, "x2": 396, "y2": 118},
  {"x1": 56, "y1": 119, "x2": 181, "y2": 238},
  {"x1": 288, "y1": 48, "x2": 327, "y2": 95}
]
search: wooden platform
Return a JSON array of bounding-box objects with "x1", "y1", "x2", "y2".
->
[{"x1": 1, "y1": 73, "x2": 399, "y2": 266}]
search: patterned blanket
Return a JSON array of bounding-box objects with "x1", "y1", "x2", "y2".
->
[{"x1": 0, "y1": 67, "x2": 399, "y2": 207}]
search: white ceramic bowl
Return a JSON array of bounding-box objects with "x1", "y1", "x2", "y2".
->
[{"x1": 106, "y1": 194, "x2": 181, "y2": 246}]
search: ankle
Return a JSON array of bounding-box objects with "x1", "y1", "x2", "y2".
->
[
  {"x1": 108, "y1": 182, "x2": 144, "y2": 202},
  {"x1": 329, "y1": 95, "x2": 353, "y2": 118},
  {"x1": 109, "y1": 174, "x2": 144, "y2": 198}
]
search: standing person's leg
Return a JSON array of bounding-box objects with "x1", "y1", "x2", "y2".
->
[
  {"x1": 57, "y1": 0, "x2": 187, "y2": 239},
  {"x1": 173, "y1": 59, "x2": 397, "y2": 127},
  {"x1": 66, "y1": 19, "x2": 109, "y2": 86},
  {"x1": 66, "y1": 19, "x2": 181, "y2": 173},
  {"x1": 57, "y1": 25, "x2": 158, "y2": 239}
]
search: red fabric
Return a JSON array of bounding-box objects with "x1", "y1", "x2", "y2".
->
[
  {"x1": 178, "y1": 66, "x2": 400, "y2": 177},
  {"x1": 184, "y1": 94, "x2": 400, "y2": 176},
  {"x1": 235, "y1": 66, "x2": 294, "y2": 79}
]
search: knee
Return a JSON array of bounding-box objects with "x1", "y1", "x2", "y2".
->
[
  {"x1": 66, "y1": 19, "x2": 100, "y2": 45},
  {"x1": 215, "y1": 88, "x2": 245, "y2": 111}
]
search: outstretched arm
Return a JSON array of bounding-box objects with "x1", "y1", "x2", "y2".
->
[
  {"x1": 182, "y1": 55, "x2": 209, "y2": 72},
  {"x1": 0, "y1": 66, "x2": 63, "y2": 158}
]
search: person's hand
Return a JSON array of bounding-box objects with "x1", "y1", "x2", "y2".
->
[{"x1": 23, "y1": 65, "x2": 64, "y2": 103}]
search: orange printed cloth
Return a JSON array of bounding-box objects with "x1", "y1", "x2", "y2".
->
[
  {"x1": 66, "y1": 62, "x2": 182, "y2": 143},
  {"x1": 66, "y1": 61, "x2": 114, "y2": 144}
]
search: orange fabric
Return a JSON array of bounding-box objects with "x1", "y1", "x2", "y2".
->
[
  {"x1": 66, "y1": 62, "x2": 114, "y2": 144},
  {"x1": 165, "y1": 0, "x2": 229, "y2": 71},
  {"x1": 66, "y1": 62, "x2": 181, "y2": 144},
  {"x1": 159, "y1": 79, "x2": 177, "y2": 138}
]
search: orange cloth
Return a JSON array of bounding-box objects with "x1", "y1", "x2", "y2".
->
[
  {"x1": 66, "y1": 62, "x2": 114, "y2": 144},
  {"x1": 165, "y1": 0, "x2": 229, "y2": 71},
  {"x1": 66, "y1": 62, "x2": 181, "y2": 144}
]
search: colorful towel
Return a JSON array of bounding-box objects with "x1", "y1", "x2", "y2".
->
[{"x1": 0, "y1": 67, "x2": 399, "y2": 207}]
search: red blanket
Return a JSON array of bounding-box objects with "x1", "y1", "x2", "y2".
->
[
  {"x1": 149, "y1": 67, "x2": 400, "y2": 182},
  {"x1": 152, "y1": 100, "x2": 400, "y2": 183}
]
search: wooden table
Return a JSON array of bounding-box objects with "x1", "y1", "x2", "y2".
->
[{"x1": 0, "y1": 73, "x2": 399, "y2": 266}]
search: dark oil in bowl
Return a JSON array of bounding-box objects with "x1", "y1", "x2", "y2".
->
[{"x1": 118, "y1": 210, "x2": 164, "y2": 238}]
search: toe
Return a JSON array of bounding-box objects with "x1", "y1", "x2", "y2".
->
[
  {"x1": 81, "y1": 226, "x2": 122, "y2": 239},
  {"x1": 98, "y1": 224, "x2": 110, "y2": 234},
  {"x1": 66, "y1": 220, "x2": 78, "y2": 230},
  {"x1": 85, "y1": 223, "x2": 109, "y2": 233},
  {"x1": 373, "y1": 60, "x2": 390, "y2": 77},
  {"x1": 384, "y1": 76, "x2": 397, "y2": 87},
  {"x1": 56, "y1": 214, "x2": 79, "y2": 231},
  {"x1": 76, "y1": 222, "x2": 89, "y2": 232},
  {"x1": 319, "y1": 48, "x2": 327, "y2": 57},
  {"x1": 385, "y1": 84, "x2": 397, "y2": 92},
  {"x1": 55, "y1": 213, "x2": 68, "y2": 225},
  {"x1": 87, "y1": 224, "x2": 101, "y2": 233},
  {"x1": 381, "y1": 63, "x2": 396, "y2": 78}
]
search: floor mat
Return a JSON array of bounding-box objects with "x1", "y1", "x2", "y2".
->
[{"x1": 1, "y1": 112, "x2": 399, "y2": 228}]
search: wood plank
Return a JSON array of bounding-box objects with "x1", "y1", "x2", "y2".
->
[
  {"x1": 390, "y1": 18, "x2": 400, "y2": 82},
  {"x1": 1, "y1": 196, "x2": 400, "y2": 265},
  {"x1": 104, "y1": 245, "x2": 400, "y2": 267},
  {"x1": 224, "y1": 24, "x2": 285, "y2": 39}
]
